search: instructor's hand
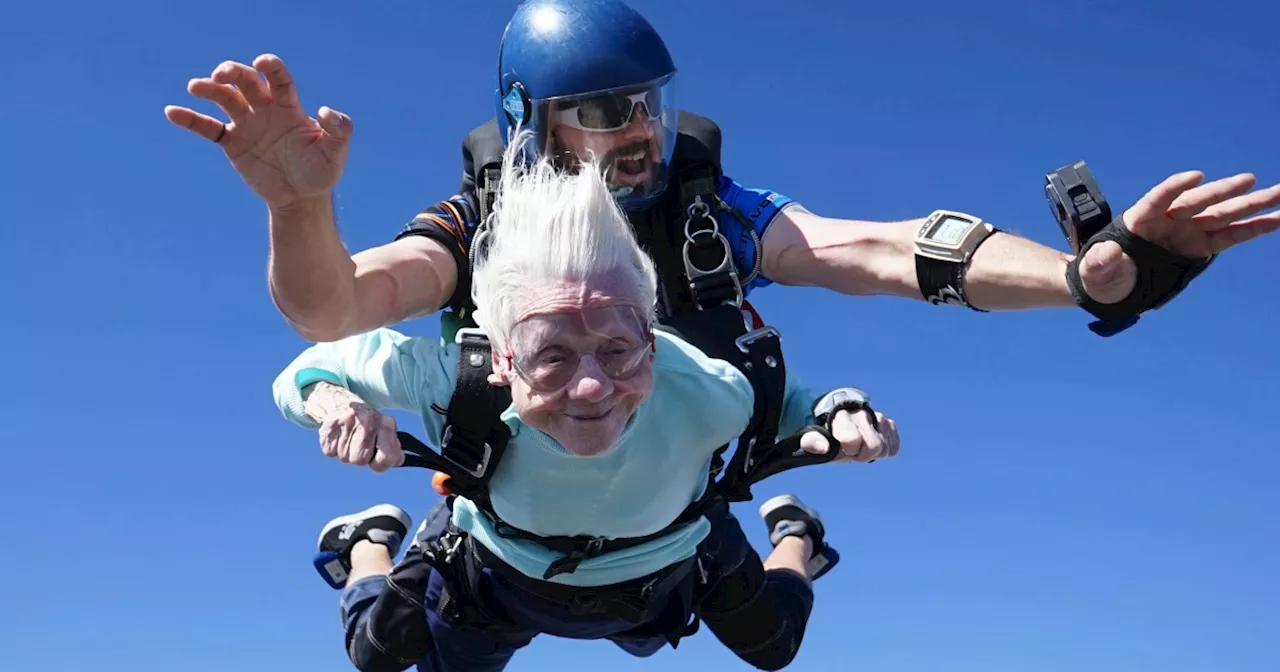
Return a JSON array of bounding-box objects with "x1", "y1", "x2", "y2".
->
[
  {"x1": 1079, "y1": 171, "x2": 1280, "y2": 304},
  {"x1": 164, "y1": 53, "x2": 353, "y2": 210}
]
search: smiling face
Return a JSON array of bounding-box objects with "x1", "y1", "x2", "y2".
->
[
  {"x1": 549, "y1": 107, "x2": 662, "y2": 191},
  {"x1": 490, "y1": 277, "x2": 655, "y2": 456}
]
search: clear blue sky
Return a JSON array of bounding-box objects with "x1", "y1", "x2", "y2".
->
[{"x1": 2, "y1": 1, "x2": 1277, "y2": 670}]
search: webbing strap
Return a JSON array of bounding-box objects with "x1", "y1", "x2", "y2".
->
[{"x1": 396, "y1": 330, "x2": 510, "y2": 512}]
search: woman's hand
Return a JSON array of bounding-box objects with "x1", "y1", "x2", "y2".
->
[
  {"x1": 801, "y1": 408, "x2": 900, "y2": 463},
  {"x1": 303, "y1": 382, "x2": 403, "y2": 472}
]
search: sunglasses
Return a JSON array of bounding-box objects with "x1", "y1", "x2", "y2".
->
[{"x1": 550, "y1": 88, "x2": 663, "y2": 133}]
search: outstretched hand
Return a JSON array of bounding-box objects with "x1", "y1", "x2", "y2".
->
[
  {"x1": 164, "y1": 53, "x2": 353, "y2": 210},
  {"x1": 1079, "y1": 171, "x2": 1280, "y2": 304}
]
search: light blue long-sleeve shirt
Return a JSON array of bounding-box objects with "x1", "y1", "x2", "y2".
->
[{"x1": 273, "y1": 327, "x2": 821, "y2": 587}]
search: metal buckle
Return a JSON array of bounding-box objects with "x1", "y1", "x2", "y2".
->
[
  {"x1": 735, "y1": 326, "x2": 781, "y2": 354},
  {"x1": 440, "y1": 425, "x2": 493, "y2": 479},
  {"x1": 454, "y1": 327, "x2": 490, "y2": 345},
  {"x1": 681, "y1": 195, "x2": 745, "y2": 309},
  {"x1": 681, "y1": 229, "x2": 735, "y2": 277},
  {"x1": 682, "y1": 231, "x2": 743, "y2": 309}
]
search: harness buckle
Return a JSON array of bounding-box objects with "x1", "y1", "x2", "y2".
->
[
  {"x1": 734, "y1": 326, "x2": 781, "y2": 354},
  {"x1": 440, "y1": 425, "x2": 494, "y2": 479},
  {"x1": 681, "y1": 195, "x2": 744, "y2": 310},
  {"x1": 454, "y1": 327, "x2": 489, "y2": 346},
  {"x1": 681, "y1": 229, "x2": 735, "y2": 276},
  {"x1": 542, "y1": 537, "x2": 608, "y2": 580}
]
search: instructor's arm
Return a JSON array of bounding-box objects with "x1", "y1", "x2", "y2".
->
[
  {"x1": 761, "y1": 207, "x2": 1076, "y2": 311},
  {"x1": 165, "y1": 53, "x2": 458, "y2": 342},
  {"x1": 268, "y1": 196, "x2": 457, "y2": 341},
  {"x1": 761, "y1": 171, "x2": 1280, "y2": 311}
]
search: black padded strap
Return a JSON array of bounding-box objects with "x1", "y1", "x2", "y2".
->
[
  {"x1": 1066, "y1": 217, "x2": 1216, "y2": 336},
  {"x1": 719, "y1": 325, "x2": 786, "y2": 497},
  {"x1": 440, "y1": 332, "x2": 510, "y2": 494},
  {"x1": 395, "y1": 331, "x2": 510, "y2": 510}
]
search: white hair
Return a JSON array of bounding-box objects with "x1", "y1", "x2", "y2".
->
[{"x1": 470, "y1": 132, "x2": 659, "y2": 347}]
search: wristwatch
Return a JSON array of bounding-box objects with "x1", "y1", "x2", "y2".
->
[{"x1": 913, "y1": 209, "x2": 997, "y2": 308}]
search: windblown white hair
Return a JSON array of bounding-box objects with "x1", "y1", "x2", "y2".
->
[{"x1": 470, "y1": 132, "x2": 659, "y2": 346}]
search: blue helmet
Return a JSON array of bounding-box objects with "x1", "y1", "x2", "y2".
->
[{"x1": 494, "y1": 0, "x2": 680, "y2": 210}]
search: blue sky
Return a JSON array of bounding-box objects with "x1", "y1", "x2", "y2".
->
[{"x1": 2, "y1": 0, "x2": 1278, "y2": 670}]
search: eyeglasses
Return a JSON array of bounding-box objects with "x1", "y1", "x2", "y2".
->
[{"x1": 504, "y1": 305, "x2": 655, "y2": 392}]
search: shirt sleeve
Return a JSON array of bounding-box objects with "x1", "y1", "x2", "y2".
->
[
  {"x1": 778, "y1": 368, "x2": 823, "y2": 439},
  {"x1": 714, "y1": 175, "x2": 799, "y2": 295},
  {"x1": 271, "y1": 328, "x2": 460, "y2": 446},
  {"x1": 394, "y1": 193, "x2": 483, "y2": 312}
]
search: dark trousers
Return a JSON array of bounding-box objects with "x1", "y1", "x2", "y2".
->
[{"x1": 340, "y1": 500, "x2": 815, "y2": 671}]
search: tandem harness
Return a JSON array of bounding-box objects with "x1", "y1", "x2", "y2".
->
[{"x1": 389, "y1": 111, "x2": 867, "y2": 636}]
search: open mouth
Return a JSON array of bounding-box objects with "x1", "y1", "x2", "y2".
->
[{"x1": 607, "y1": 141, "x2": 650, "y2": 178}]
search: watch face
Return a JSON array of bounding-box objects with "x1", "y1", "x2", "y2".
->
[{"x1": 930, "y1": 216, "x2": 972, "y2": 245}]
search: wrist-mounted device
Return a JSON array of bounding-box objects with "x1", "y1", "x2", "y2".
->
[
  {"x1": 913, "y1": 210, "x2": 999, "y2": 310},
  {"x1": 1045, "y1": 161, "x2": 1216, "y2": 336}
]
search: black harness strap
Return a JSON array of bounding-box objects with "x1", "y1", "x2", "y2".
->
[{"x1": 398, "y1": 330, "x2": 510, "y2": 514}]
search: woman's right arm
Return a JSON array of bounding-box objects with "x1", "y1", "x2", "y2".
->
[{"x1": 271, "y1": 327, "x2": 455, "y2": 430}]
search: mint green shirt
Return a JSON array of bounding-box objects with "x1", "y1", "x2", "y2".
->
[{"x1": 273, "y1": 327, "x2": 821, "y2": 587}]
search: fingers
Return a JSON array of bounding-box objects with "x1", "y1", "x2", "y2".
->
[
  {"x1": 1191, "y1": 182, "x2": 1280, "y2": 231},
  {"x1": 318, "y1": 417, "x2": 341, "y2": 458},
  {"x1": 1077, "y1": 240, "x2": 1137, "y2": 305},
  {"x1": 163, "y1": 105, "x2": 227, "y2": 144},
  {"x1": 347, "y1": 416, "x2": 376, "y2": 467},
  {"x1": 1206, "y1": 212, "x2": 1280, "y2": 254},
  {"x1": 370, "y1": 415, "x2": 404, "y2": 473},
  {"x1": 1165, "y1": 173, "x2": 1256, "y2": 220},
  {"x1": 882, "y1": 417, "x2": 900, "y2": 458},
  {"x1": 334, "y1": 414, "x2": 356, "y2": 463},
  {"x1": 848, "y1": 410, "x2": 885, "y2": 462},
  {"x1": 800, "y1": 430, "x2": 832, "y2": 456},
  {"x1": 212, "y1": 60, "x2": 272, "y2": 109},
  {"x1": 186, "y1": 77, "x2": 250, "y2": 122},
  {"x1": 317, "y1": 106, "x2": 355, "y2": 152},
  {"x1": 1127, "y1": 171, "x2": 1204, "y2": 228},
  {"x1": 254, "y1": 53, "x2": 301, "y2": 109}
]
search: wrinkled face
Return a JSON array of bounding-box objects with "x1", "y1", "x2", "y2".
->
[
  {"x1": 490, "y1": 278, "x2": 655, "y2": 456},
  {"x1": 547, "y1": 94, "x2": 662, "y2": 191}
]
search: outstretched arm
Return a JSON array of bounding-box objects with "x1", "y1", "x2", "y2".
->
[
  {"x1": 761, "y1": 171, "x2": 1280, "y2": 312},
  {"x1": 762, "y1": 207, "x2": 1076, "y2": 310},
  {"x1": 267, "y1": 200, "x2": 458, "y2": 342},
  {"x1": 166, "y1": 53, "x2": 459, "y2": 342}
]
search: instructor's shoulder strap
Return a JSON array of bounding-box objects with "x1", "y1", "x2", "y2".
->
[
  {"x1": 670, "y1": 110, "x2": 722, "y2": 172},
  {"x1": 460, "y1": 118, "x2": 506, "y2": 224}
]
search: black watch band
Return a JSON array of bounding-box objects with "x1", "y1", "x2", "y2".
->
[{"x1": 915, "y1": 226, "x2": 998, "y2": 312}]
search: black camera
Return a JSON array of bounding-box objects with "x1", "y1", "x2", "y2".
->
[{"x1": 1045, "y1": 161, "x2": 1111, "y2": 255}]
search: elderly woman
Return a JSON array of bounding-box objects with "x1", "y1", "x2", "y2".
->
[{"x1": 271, "y1": 138, "x2": 900, "y2": 672}]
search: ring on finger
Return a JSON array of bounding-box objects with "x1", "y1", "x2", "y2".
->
[{"x1": 213, "y1": 123, "x2": 227, "y2": 144}]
